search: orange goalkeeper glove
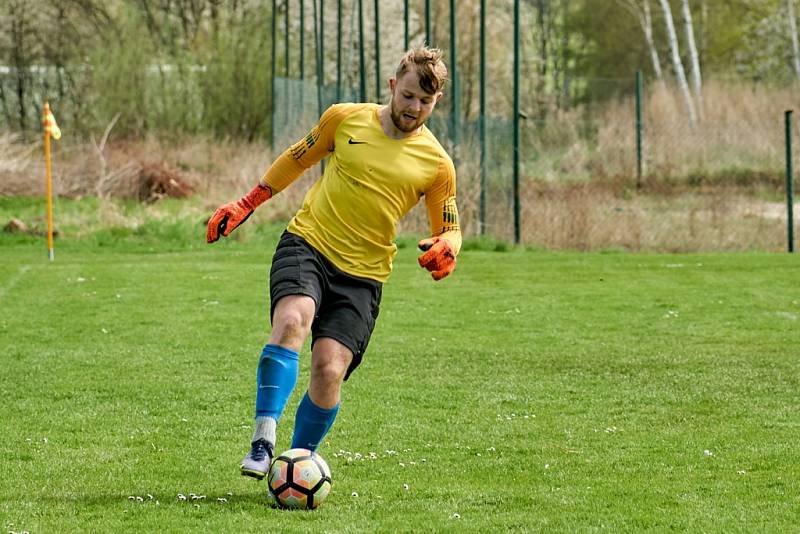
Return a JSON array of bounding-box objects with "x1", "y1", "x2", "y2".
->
[
  {"x1": 417, "y1": 237, "x2": 456, "y2": 281},
  {"x1": 206, "y1": 183, "x2": 272, "y2": 243}
]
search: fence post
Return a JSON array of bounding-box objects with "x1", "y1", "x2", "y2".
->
[
  {"x1": 320, "y1": 0, "x2": 324, "y2": 106},
  {"x1": 512, "y1": 0, "x2": 521, "y2": 245},
  {"x1": 425, "y1": 0, "x2": 431, "y2": 46},
  {"x1": 271, "y1": 0, "x2": 277, "y2": 149},
  {"x1": 636, "y1": 70, "x2": 644, "y2": 189},
  {"x1": 450, "y1": 0, "x2": 460, "y2": 165},
  {"x1": 479, "y1": 0, "x2": 487, "y2": 236},
  {"x1": 285, "y1": 0, "x2": 290, "y2": 78},
  {"x1": 299, "y1": 0, "x2": 305, "y2": 82},
  {"x1": 336, "y1": 0, "x2": 342, "y2": 102},
  {"x1": 374, "y1": 0, "x2": 380, "y2": 103},
  {"x1": 313, "y1": 0, "x2": 324, "y2": 174},
  {"x1": 284, "y1": 0, "x2": 291, "y2": 144},
  {"x1": 314, "y1": 0, "x2": 323, "y2": 118},
  {"x1": 404, "y1": 0, "x2": 409, "y2": 50},
  {"x1": 358, "y1": 0, "x2": 366, "y2": 102},
  {"x1": 787, "y1": 110, "x2": 795, "y2": 253}
]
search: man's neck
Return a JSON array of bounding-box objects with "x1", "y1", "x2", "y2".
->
[{"x1": 378, "y1": 105, "x2": 421, "y2": 140}]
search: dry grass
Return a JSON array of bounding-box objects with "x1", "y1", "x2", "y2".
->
[
  {"x1": 595, "y1": 80, "x2": 797, "y2": 181},
  {"x1": 0, "y1": 136, "x2": 263, "y2": 202},
  {"x1": 0, "y1": 133, "x2": 40, "y2": 196},
  {"x1": 396, "y1": 176, "x2": 792, "y2": 252},
  {"x1": 519, "y1": 180, "x2": 789, "y2": 252}
]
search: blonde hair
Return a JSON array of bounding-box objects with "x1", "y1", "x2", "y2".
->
[{"x1": 394, "y1": 46, "x2": 448, "y2": 94}]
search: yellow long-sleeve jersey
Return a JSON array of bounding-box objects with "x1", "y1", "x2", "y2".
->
[{"x1": 261, "y1": 103, "x2": 461, "y2": 283}]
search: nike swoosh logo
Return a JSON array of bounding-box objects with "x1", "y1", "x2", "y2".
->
[
  {"x1": 259, "y1": 385, "x2": 279, "y2": 389},
  {"x1": 348, "y1": 138, "x2": 367, "y2": 144}
]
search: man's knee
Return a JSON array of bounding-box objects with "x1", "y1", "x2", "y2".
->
[
  {"x1": 275, "y1": 312, "x2": 310, "y2": 345},
  {"x1": 311, "y1": 341, "x2": 352, "y2": 386},
  {"x1": 311, "y1": 358, "x2": 347, "y2": 386},
  {"x1": 271, "y1": 298, "x2": 314, "y2": 348}
]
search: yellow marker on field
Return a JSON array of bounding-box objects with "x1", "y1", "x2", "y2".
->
[{"x1": 42, "y1": 102, "x2": 60, "y2": 262}]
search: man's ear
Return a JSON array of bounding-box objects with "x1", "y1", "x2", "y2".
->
[
  {"x1": 388, "y1": 77, "x2": 397, "y2": 92},
  {"x1": 435, "y1": 91, "x2": 444, "y2": 104}
]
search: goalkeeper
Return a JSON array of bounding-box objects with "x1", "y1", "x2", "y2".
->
[{"x1": 207, "y1": 46, "x2": 462, "y2": 480}]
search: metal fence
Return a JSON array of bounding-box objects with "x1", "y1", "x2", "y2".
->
[
  {"x1": 2, "y1": 70, "x2": 797, "y2": 252},
  {"x1": 272, "y1": 73, "x2": 797, "y2": 252}
]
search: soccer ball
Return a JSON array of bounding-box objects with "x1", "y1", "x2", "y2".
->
[{"x1": 267, "y1": 448, "x2": 332, "y2": 509}]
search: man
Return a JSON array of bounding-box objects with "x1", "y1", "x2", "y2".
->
[{"x1": 206, "y1": 46, "x2": 462, "y2": 480}]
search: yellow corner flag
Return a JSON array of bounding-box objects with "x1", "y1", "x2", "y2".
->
[
  {"x1": 43, "y1": 101, "x2": 60, "y2": 261},
  {"x1": 43, "y1": 102, "x2": 61, "y2": 140}
]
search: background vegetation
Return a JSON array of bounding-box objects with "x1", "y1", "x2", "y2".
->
[
  {"x1": 2, "y1": 0, "x2": 799, "y2": 138},
  {"x1": 1, "y1": 0, "x2": 798, "y2": 249}
]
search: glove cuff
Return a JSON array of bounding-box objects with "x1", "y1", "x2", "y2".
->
[{"x1": 241, "y1": 183, "x2": 273, "y2": 211}]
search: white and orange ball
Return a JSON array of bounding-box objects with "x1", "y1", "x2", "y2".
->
[{"x1": 267, "y1": 448, "x2": 332, "y2": 509}]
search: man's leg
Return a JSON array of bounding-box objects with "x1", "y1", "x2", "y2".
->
[
  {"x1": 241, "y1": 295, "x2": 315, "y2": 479},
  {"x1": 290, "y1": 337, "x2": 353, "y2": 451}
]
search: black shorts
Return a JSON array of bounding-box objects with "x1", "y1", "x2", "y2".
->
[{"x1": 269, "y1": 231, "x2": 383, "y2": 380}]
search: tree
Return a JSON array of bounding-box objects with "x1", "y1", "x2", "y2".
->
[
  {"x1": 534, "y1": 0, "x2": 550, "y2": 122},
  {"x1": 789, "y1": 0, "x2": 800, "y2": 78},
  {"x1": 681, "y1": 0, "x2": 703, "y2": 114},
  {"x1": 657, "y1": 0, "x2": 696, "y2": 123},
  {"x1": 4, "y1": 0, "x2": 39, "y2": 135},
  {"x1": 618, "y1": 0, "x2": 663, "y2": 79}
]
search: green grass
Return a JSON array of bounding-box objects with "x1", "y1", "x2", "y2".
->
[{"x1": 1, "y1": 198, "x2": 799, "y2": 532}]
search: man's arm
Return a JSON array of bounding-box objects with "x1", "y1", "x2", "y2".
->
[
  {"x1": 418, "y1": 157, "x2": 462, "y2": 280},
  {"x1": 207, "y1": 104, "x2": 351, "y2": 243},
  {"x1": 259, "y1": 103, "x2": 351, "y2": 193}
]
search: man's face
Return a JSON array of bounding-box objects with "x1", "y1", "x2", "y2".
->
[{"x1": 389, "y1": 70, "x2": 443, "y2": 133}]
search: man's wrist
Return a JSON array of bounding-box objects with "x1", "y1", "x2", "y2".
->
[{"x1": 242, "y1": 183, "x2": 273, "y2": 210}]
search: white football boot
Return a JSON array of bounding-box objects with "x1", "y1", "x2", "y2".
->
[{"x1": 240, "y1": 438, "x2": 273, "y2": 480}]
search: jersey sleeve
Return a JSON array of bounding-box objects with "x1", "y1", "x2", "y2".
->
[
  {"x1": 259, "y1": 104, "x2": 352, "y2": 193},
  {"x1": 424, "y1": 155, "x2": 462, "y2": 255}
]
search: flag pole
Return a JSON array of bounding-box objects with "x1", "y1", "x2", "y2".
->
[{"x1": 43, "y1": 101, "x2": 55, "y2": 262}]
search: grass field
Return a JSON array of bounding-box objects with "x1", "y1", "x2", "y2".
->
[{"x1": 1, "y1": 203, "x2": 799, "y2": 532}]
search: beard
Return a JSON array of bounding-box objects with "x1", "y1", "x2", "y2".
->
[{"x1": 390, "y1": 101, "x2": 426, "y2": 133}]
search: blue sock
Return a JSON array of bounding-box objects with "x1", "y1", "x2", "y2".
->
[
  {"x1": 255, "y1": 344, "x2": 299, "y2": 420},
  {"x1": 291, "y1": 391, "x2": 340, "y2": 451}
]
